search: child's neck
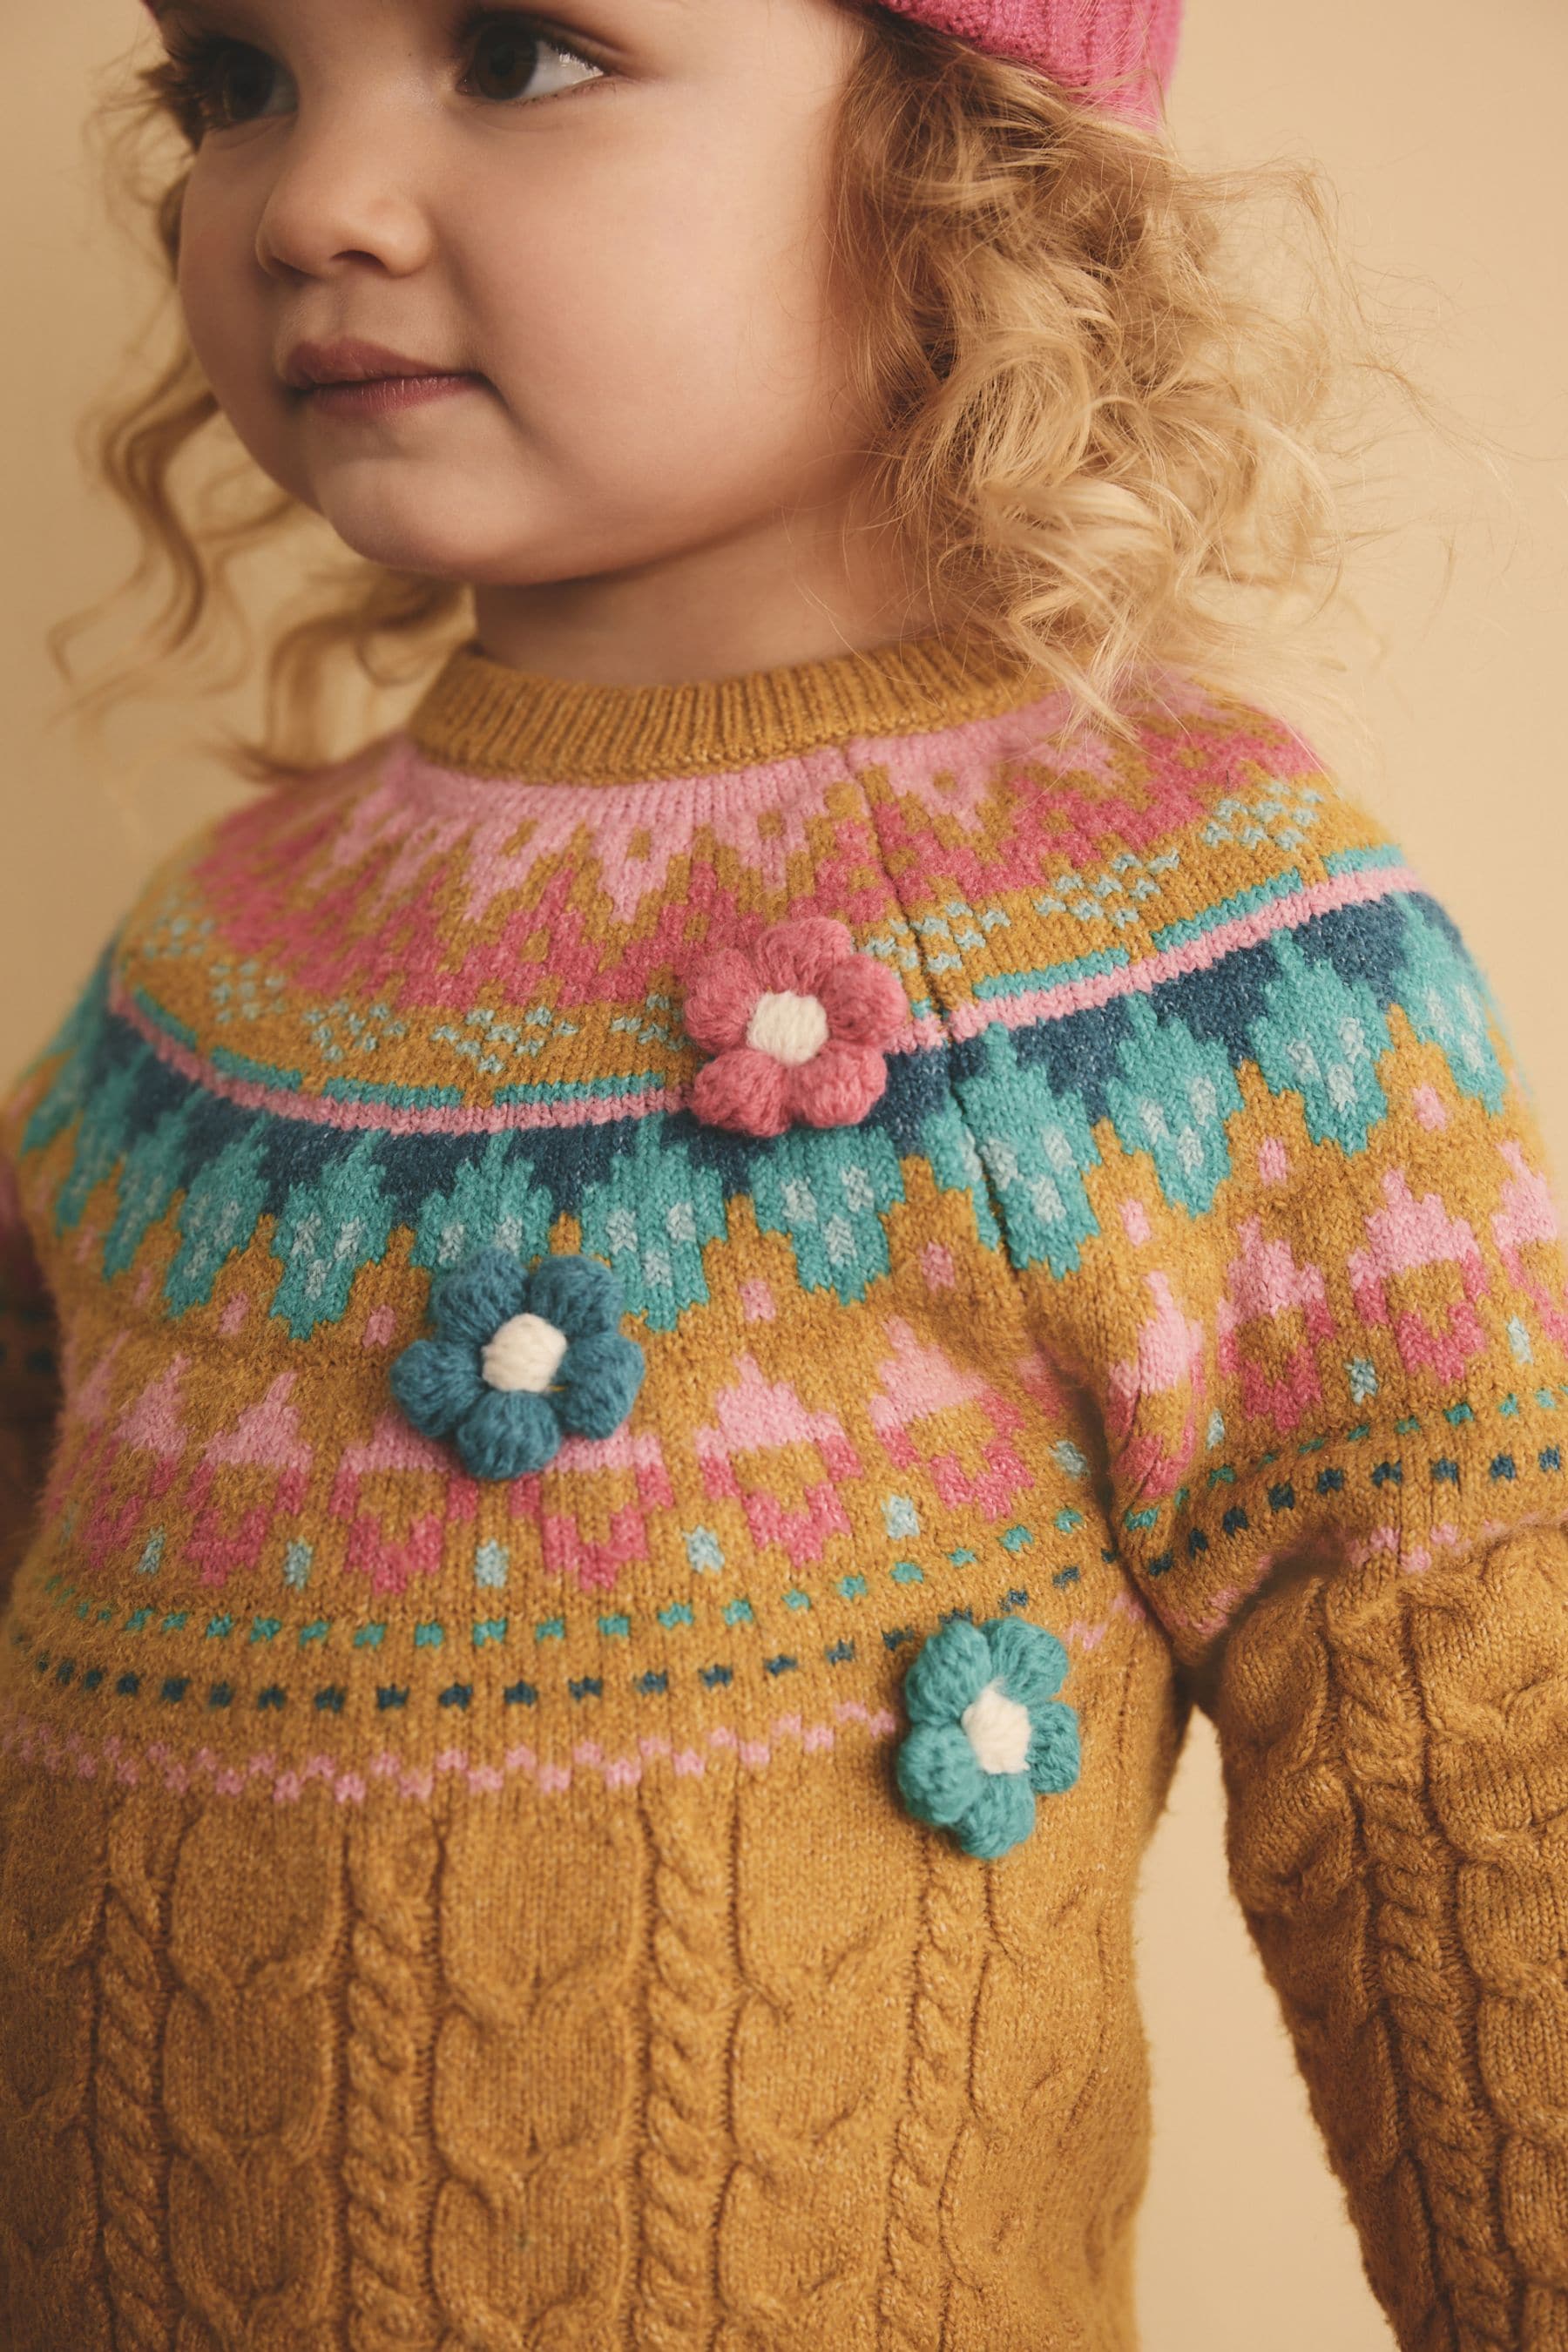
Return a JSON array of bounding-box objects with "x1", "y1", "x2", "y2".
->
[{"x1": 467, "y1": 531, "x2": 941, "y2": 691}]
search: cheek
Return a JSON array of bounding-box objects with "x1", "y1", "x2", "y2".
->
[
  {"x1": 463, "y1": 153, "x2": 835, "y2": 436},
  {"x1": 175, "y1": 197, "x2": 304, "y2": 490},
  {"x1": 177, "y1": 203, "x2": 259, "y2": 390}
]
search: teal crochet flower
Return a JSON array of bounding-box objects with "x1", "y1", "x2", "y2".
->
[
  {"x1": 390, "y1": 1248, "x2": 644, "y2": 1480},
  {"x1": 895, "y1": 1614, "x2": 1080, "y2": 1859}
]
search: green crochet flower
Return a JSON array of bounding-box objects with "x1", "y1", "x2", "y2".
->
[
  {"x1": 390, "y1": 1247, "x2": 643, "y2": 1481},
  {"x1": 895, "y1": 1614, "x2": 1080, "y2": 1859}
]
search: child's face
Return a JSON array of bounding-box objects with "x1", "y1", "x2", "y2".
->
[{"x1": 166, "y1": 0, "x2": 896, "y2": 665}]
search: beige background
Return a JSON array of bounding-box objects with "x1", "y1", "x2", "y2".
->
[{"x1": 6, "y1": 4, "x2": 1566, "y2": 2345}]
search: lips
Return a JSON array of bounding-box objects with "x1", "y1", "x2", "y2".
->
[{"x1": 282, "y1": 336, "x2": 470, "y2": 390}]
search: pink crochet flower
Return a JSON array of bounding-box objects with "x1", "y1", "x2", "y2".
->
[{"x1": 684, "y1": 916, "x2": 908, "y2": 1138}]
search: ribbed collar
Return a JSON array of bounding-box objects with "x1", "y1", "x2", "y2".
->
[{"x1": 404, "y1": 618, "x2": 1055, "y2": 786}]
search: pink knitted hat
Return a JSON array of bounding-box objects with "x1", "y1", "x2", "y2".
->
[
  {"x1": 875, "y1": 0, "x2": 1183, "y2": 124},
  {"x1": 138, "y1": 0, "x2": 1182, "y2": 128}
]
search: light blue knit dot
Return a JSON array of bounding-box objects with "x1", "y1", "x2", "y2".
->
[
  {"x1": 474, "y1": 1541, "x2": 510, "y2": 1591},
  {"x1": 685, "y1": 1526, "x2": 724, "y2": 1575}
]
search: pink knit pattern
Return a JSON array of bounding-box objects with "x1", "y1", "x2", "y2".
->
[{"x1": 875, "y1": 0, "x2": 1183, "y2": 122}]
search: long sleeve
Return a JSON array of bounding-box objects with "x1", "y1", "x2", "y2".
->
[
  {"x1": 943, "y1": 744, "x2": 1568, "y2": 2342},
  {"x1": 1210, "y1": 1508, "x2": 1568, "y2": 2346},
  {"x1": 0, "y1": 1146, "x2": 60, "y2": 1612},
  {"x1": 1092, "y1": 929, "x2": 1568, "y2": 2344}
]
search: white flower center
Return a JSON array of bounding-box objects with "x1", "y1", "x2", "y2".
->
[
  {"x1": 481, "y1": 1311, "x2": 570, "y2": 1395},
  {"x1": 746, "y1": 989, "x2": 829, "y2": 1068},
  {"x1": 960, "y1": 1679, "x2": 1032, "y2": 1775}
]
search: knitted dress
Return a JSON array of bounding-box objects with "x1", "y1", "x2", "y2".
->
[{"x1": 3, "y1": 622, "x2": 1566, "y2": 2352}]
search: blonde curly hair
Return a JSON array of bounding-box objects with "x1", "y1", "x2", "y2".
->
[{"x1": 51, "y1": 3, "x2": 1475, "y2": 787}]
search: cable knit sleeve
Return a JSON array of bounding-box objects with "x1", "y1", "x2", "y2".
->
[
  {"x1": 1184, "y1": 970, "x2": 1568, "y2": 2347},
  {"x1": 950, "y1": 747, "x2": 1568, "y2": 2342},
  {"x1": 1210, "y1": 1505, "x2": 1568, "y2": 2344},
  {"x1": 1085, "y1": 911, "x2": 1568, "y2": 2342}
]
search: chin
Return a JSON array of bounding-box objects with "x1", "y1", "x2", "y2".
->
[
  {"x1": 311, "y1": 504, "x2": 502, "y2": 582},
  {"x1": 310, "y1": 468, "x2": 536, "y2": 568}
]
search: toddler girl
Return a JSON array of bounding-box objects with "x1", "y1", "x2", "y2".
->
[{"x1": 3, "y1": 2, "x2": 1566, "y2": 2346}]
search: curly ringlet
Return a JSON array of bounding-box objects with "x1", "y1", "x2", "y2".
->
[{"x1": 49, "y1": 4, "x2": 1484, "y2": 787}]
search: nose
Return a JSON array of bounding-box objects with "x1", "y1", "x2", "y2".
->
[{"x1": 254, "y1": 104, "x2": 436, "y2": 281}]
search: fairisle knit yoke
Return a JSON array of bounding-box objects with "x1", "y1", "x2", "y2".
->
[{"x1": 2, "y1": 621, "x2": 1567, "y2": 2349}]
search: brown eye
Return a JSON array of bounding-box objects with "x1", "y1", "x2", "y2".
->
[
  {"x1": 464, "y1": 23, "x2": 546, "y2": 103},
  {"x1": 456, "y1": 16, "x2": 605, "y2": 107},
  {"x1": 165, "y1": 37, "x2": 287, "y2": 136}
]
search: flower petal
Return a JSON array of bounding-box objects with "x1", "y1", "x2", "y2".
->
[
  {"x1": 683, "y1": 948, "x2": 761, "y2": 1052},
  {"x1": 692, "y1": 1047, "x2": 792, "y2": 1137},
  {"x1": 753, "y1": 916, "x2": 853, "y2": 997},
  {"x1": 389, "y1": 1337, "x2": 485, "y2": 1439},
  {"x1": 430, "y1": 1248, "x2": 530, "y2": 1348},
  {"x1": 896, "y1": 1722, "x2": 984, "y2": 1830},
  {"x1": 958, "y1": 1772, "x2": 1037, "y2": 1860},
  {"x1": 1025, "y1": 1700, "x2": 1082, "y2": 1797},
  {"x1": 902, "y1": 1616, "x2": 991, "y2": 1725},
  {"x1": 557, "y1": 1330, "x2": 645, "y2": 1439},
  {"x1": 454, "y1": 1389, "x2": 562, "y2": 1480},
  {"x1": 818, "y1": 954, "x2": 907, "y2": 1048},
  {"x1": 985, "y1": 1615, "x2": 1070, "y2": 1713},
  {"x1": 787, "y1": 1038, "x2": 887, "y2": 1128},
  {"x1": 527, "y1": 1251, "x2": 622, "y2": 1342}
]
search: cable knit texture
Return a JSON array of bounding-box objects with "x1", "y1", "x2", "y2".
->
[{"x1": 0, "y1": 619, "x2": 1565, "y2": 2348}]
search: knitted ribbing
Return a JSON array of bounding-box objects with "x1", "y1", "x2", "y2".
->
[
  {"x1": 405, "y1": 619, "x2": 1051, "y2": 786},
  {"x1": 1, "y1": 626, "x2": 1565, "y2": 2347}
]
